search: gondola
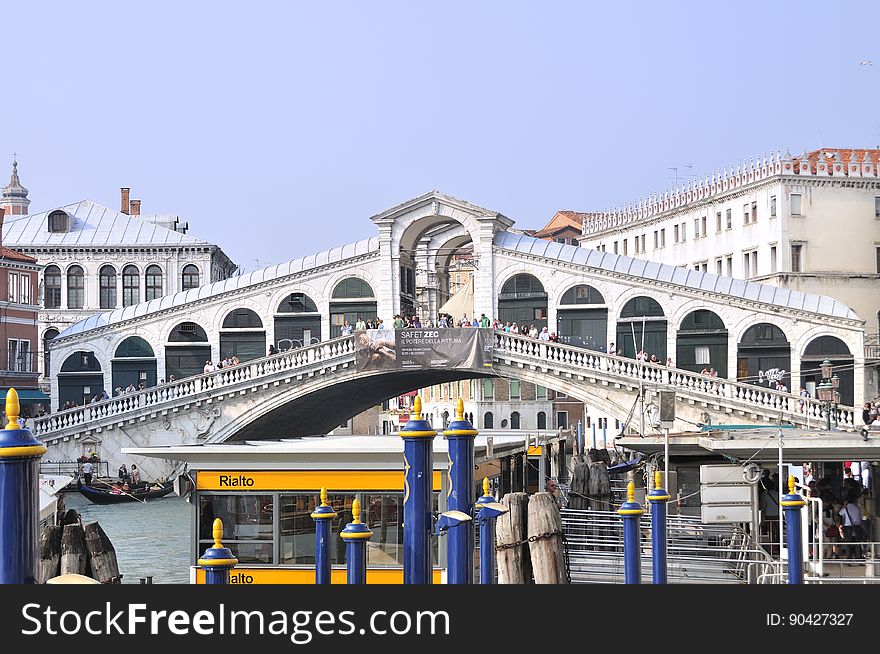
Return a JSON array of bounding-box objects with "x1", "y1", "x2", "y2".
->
[{"x1": 76, "y1": 479, "x2": 175, "y2": 504}]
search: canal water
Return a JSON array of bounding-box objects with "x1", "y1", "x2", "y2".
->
[{"x1": 63, "y1": 491, "x2": 192, "y2": 584}]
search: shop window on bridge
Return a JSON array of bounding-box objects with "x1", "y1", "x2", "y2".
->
[
  {"x1": 275, "y1": 293, "x2": 321, "y2": 349},
  {"x1": 220, "y1": 309, "x2": 266, "y2": 363},
  {"x1": 676, "y1": 309, "x2": 728, "y2": 377},
  {"x1": 59, "y1": 351, "x2": 103, "y2": 410},
  {"x1": 330, "y1": 277, "x2": 377, "y2": 338},
  {"x1": 617, "y1": 296, "x2": 667, "y2": 360},
  {"x1": 737, "y1": 323, "x2": 791, "y2": 390},
  {"x1": 557, "y1": 284, "x2": 607, "y2": 351},
  {"x1": 801, "y1": 335, "x2": 854, "y2": 406},
  {"x1": 166, "y1": 322, "x2": 211, "y2": 380},
  {"x1": 499, "y1": 274, "x2": 548, "y2": 331},
  {"x1": 222, "y1": 308, "x2": 264, "y2": 329},
  {"x1": 112, "y1": 336, "x2": 157, "y2": 391}
]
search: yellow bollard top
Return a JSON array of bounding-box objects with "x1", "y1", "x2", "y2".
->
[
  {"x1": 627, "y1": 481, "x2": 635, "y2": 503},
  {"x1": 5, "y1": 388, "x2": 20, "y2": 430},
  {"x1": 456, "y1": 397, "x2": 464, "y2": 420},
  {"x1": 351, "y1": 498, "x2": 362, "y2": 524},
  {"x1": 320, "y1": 486, "x2": 329, "y2": 506},
  {"x1": 212, "y1": 518, "x2": 225, "y2": 548},
  {"x1": 788, "y1": 475, "x2": 796, "y2": 494},
  {"x1": 483, "y1": 477, "x2": 490, "y2": 496},
  {"x1": 655, "y1": 471, "x2": 662, "y2": 490},
  {"x1": 413, "y1": 395, "x2": 422, "y2": 420}
]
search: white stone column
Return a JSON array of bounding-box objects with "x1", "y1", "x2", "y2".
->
[
  {"x1": 473, "y1": 221, "x2": 496, "y2": 320},
  {"x1": 853, "y1": 356, "x2": 866, "y2": 411},
  {"x1": 376, "y1": 222, "x2": 395, "y2": 321}
]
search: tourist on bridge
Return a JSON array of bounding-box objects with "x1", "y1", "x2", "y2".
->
[
  {"x1": 479, "y1": 313, "x2": 490, "y2": 327},
  {"x1": 538, "y1": 327, "x2": 550, "y2": 341},
  {"x1": 204, "y1": 360, "x2": 216, "y2": 373},
  {"x1": 268, "y1": 345, "x2": 278, "y2": 356},
  {"x1": 341, "y1": 320, "x2": 353, "y2": 335},
  {"x1": 355, "y1": 317, "x2": 366, "y2": 331}
]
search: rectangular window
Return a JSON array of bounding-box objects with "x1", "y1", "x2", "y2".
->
[
  {"x1": 770, "y1": 245, "x2": 777, "y2": 273},
  {"x1": 509, "y1": 379, "x2": 521, "y2": 400},
  {"x1": 19, "y1": 340, "x2": 30, "y2": 372},
  {"x1": 641, "y1": 234, "x2": 646, "y2": 252},
  {"x1": 653, "y1": 230, "x2": 658, "y2": 249},
  {"x1": 693, "y1": 218, "x2": 700, "y2": 238},
  {"x1": 536, "y1": 385, "x2": 547, "y2": 400},
  {"x1": 715, "y1": 212, "x2": 722, "y2": 232},
  {"x1": 623, "y1": 239, "x2": 628, "y2": 256},
  {"x1": 715, "y1": 258, "x2": 723, "y2": 275},
  {"x1": 20, "y1": 273, "x2": 30, "y2": 304},
  {"x1": 791, "y1": 244, "x2": 802, "y2": 272},
  {"x1": 681, "y1": 223, "x2": 686, "y2": 241},
  {"x1": 701, "y1": 216, "x2": 707, "y2": 236},
  {"x1": 791, "y1": 193, "x2": 802, "y2": 215},
  {"x1": 613, "y1": 241, "x2": 618, "y2": 254},
  {"x1": 660, "y1": 228, "x2": 665, "y2": 247},
  {"x1": 483, "y1": 378, "x2": 494, "y2": 400},
  {"x1": 770, "y1": 196, "x2": 777, "y2": 217},
  {"x1": 556, "y1": 411, "x2": 568, "y2": 430},
  {"x1": 695, "y1": 346, "x2": 711, "y2": 366},
  {"x1": 743, "y1": 252, "x2": 751, "y2": 277},
  {"x1": 674, "y1": 225, "x2": 679, "y2": 243},
  {"x1": 751, "y1": 201, "x2": 758, "y2": 223},
  {"x1": 726, "y1": 256, "x2": 733, "y2": 276},
  {"x1": 875, "y1": 196, "x2": 880, "y2": 218},
  {"x1": 876, "y1": 246, "x2": 880, "y2": 274},
  {"x1": 726, "y1": 208, "x2": 732, "y2": 229},
  {"x1": 743, "y1": 203, "x2": 750, "y2": 225},
  {"x1": 7, "y1": 272, "x2": 17, "y2": 303},
  {"x1": 7, "y1": 339, "x2": 16, "y2": 372}
]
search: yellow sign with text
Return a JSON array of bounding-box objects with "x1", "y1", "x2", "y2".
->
[
  {"x1": 193, "y1": 567, "x2": 444, "y2": 584},
  {"x1": 196, "y1": 470, "x2": 442, "y2": 492}
]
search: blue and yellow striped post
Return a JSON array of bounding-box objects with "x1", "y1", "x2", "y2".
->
[
  {"x1": 618, "y1": 481, "x2": 644, "y2": 584},
  {"x1": 400, "y1": 395, "x2": 436, "y2": 584},
  {"x1": 475, "y1": 477, "x2": 508, "y2": 584},
  {"x1": 340, "y1": 498, "x2": 372, "y2": 585},
  {"x1": 781, "y1": 475, "x2": 806, "y2": 584},
  {"x1": 197, "y1": 518, "x2": 238, "y2": 584},
  {"x1": 0, "y1": 389, "x2": 46, "y2": 584},
  {"x1": 443, "y1": 398, "x2": 477, "y2": 584},
  {"x1": 647, "y1": 471, "x2": 670, "y2": 585},
  {"x1": 311, "y1": 487, "x2": 337, "y2": 584}
]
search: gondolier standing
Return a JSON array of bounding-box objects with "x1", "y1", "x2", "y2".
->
[{"x1": 81, "y1": 460, "x2": 94, "y2": 486}]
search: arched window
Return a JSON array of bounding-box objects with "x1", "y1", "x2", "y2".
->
[
  {"x1": 537, "y1": 411, "x2": 547, "y2": 429},
  {"x1": 123, "y1": 265, "x2": 140, "y2": 306},
  {"x1": 560, "y1": 284, "x2": 605, "y2": 304},
  {"x1": 276, "y1": 293, "x2": 319, "y2": 313},
  {"x1": 145, "y1": 265, "x2": 163, "y2": 301},
  {"x1": 115, "y1": 336, "x2": 155, "y2": 358},
  {"x1": 43, "y1": 328, "x2": 59, "y2": 378},
  {"x1": 511, "y1": 411, "x2": 521, "y2": 429},
  {"x1": 99, "y1": 265, "x2": 117, "y2": 309},
  {"x1": 222, "y1": 308, "x2": 264, "y2": 329},
  {"x1": 482, "y1": 378, "x2": 495, "y2": 400},
  {"x1": 44, "y1": 265, "x2": 62, "y2": 309},
  {"x1": 332, "y1": 277, "x2": 374, "y2": 299},
  {"x1": 499, "y1": 274, "x2": 548, "y2": 329},
  {"x1": 181, "y1": 265, "x2": 200, "y2": 291},
  {"x1": 483, "y1": 412, "x2": 494, "y2": 429},
  {"x1": 67, "y1": 265, "x2": 84, "y2": 309},
  {"x1": 47, "y1": 210, "x2": 69, "y2": 233}
]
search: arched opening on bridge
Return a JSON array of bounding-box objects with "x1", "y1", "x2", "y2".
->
[
  {"x1": 43, "y1": 328, "x2": 59, "y2": 379},
  {"x1": 112, "y1": 336, "x2": 157, "y2": 391},
  {"x1": 274, "y1": 292, "x2": 321, "y2": 350},
  {"x1": 736, "y1": 323, "x2": 791, "y2": 390},
  {"x1": 330, "y1": 278, "x2": 376, "y2": 337},
  {"x1": 616, "y1": 297, "x2": 667, "y2": 360},
  {"x1": 220, "y1": 308, "x2": 266, "y2": 363},
  {"x1": 498, "y1": 274, "x2": 547, "y2": 331},
  {"x1": 165, "y1": 322, "x2": 211, "y2": 380},
  {"x1": 801, "y1": 336, "x2": 853, "y2": 406},
  {"x1": 511, "y1": 411, "x2": 521, "y2": 429},
  {"x1": 556, "y1": 284, "x2": 607, "y2": 350},
  {"x1": 537, "y1": 411, "x2": 547, "y2": 429},
  {"x1": 58, "y1": 351, "x2": 103, "y2": 410},
  {"x1": 676, "y1": 310, "x2": 728, "y2": 377},
  {"x1": 483, "y1": 411, "x2": 493, "y2": 429}
]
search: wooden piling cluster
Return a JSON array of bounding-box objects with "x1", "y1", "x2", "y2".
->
[
  {"x1": 37, "y1": 509, "x2": 121, "y2": 584},
  {"x1": 494, "y1": 490, "x2": 568, "y2": 584}
]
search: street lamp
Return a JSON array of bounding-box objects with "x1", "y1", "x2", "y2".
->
[{"x1": 816, "y1": 358, "x2": 840, "y2": 430}]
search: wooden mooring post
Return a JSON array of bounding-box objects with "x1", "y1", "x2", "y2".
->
[
  {"x1": 84, "y1": 521, "x2": 121, "y2": 583},
  {"x1": 495, "y1": 492, "x2": 531, "y2": 583},
  {"x1": 527, "y1": 492, "x2": 568, "y2": 584},
  {"x1": 60, "y1": 523, "x2": 88, "y2": 576}
]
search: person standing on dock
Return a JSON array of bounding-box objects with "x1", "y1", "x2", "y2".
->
[{"x1": 118, "y1": 463, "x2": 129, "y2": 484}]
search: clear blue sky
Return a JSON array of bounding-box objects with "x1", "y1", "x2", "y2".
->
[{"x1": 4, "y1": 1, "x2": 878, "y2": 272}]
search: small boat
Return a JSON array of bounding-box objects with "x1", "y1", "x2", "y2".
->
[{"x1": 76, "y1": 479, "x2": 175, "y2": 504}]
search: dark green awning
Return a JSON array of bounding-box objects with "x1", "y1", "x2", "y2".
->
[{"x1": 0, "y1": 388, "x2": 50, "y2": 403}]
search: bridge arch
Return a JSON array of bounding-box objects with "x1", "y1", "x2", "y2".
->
[
  {"x1": 497, "y1": 272, "x2": 549, "y2": 331},
  {"x1": 58, "y1": 351, "x2": 103, "y2": 409},
  {"x1": 801, "y1": 334, "x2": 854, "y2": 405},
  {"x1": 735, "y1": 323, "x2": 791, "y2": 390},
  {"x1": 616, "y1": 295, "x2": 667, "y2": 360},
  {"x1": 112, "y1": 336, "x2": 157, "y2": 391},
  {"x1": 220, "y1": 308, "x2": 266, "y2": 363},
  {"x1": 554, "y1": 282, "x2": 608, "y2": 351},
  {"x1": 676, "y1": 309, "x2": 728, "y2": 376},
  {"x1": 165, "y1": 321, "x2": 211, "y2": 380}
]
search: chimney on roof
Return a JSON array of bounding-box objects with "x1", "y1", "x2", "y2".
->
[
  {"x1": 121, "y1": 187, "x2": 130, "y2": 214},
  {"x1": 130, "y1": 199, "x2": 141, "y2": 216}
]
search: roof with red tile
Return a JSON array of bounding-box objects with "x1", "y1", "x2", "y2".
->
[
  {"x1": 532, "y1": 210, "x2": 601, "y2": 239},
  {"x1": 0, "y1": 246, "x2": 37, "y2": 264},
  {"x1": 798, "y1": 148, "x2": 880, "y2": 172}
]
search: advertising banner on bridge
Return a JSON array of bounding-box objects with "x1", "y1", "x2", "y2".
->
[{"x1": 354, "y1": 328, "x2": 493, "y2": 372}]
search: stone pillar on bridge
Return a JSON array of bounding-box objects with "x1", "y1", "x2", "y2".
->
[
  {"x1": 473, "y1": 219, "x2": 497, "y2": 321},
  {"x1": 376, "y1": 220, "x2": 396, "y2": 322}
]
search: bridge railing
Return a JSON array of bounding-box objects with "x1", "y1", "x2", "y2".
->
[
  {"x1": 34, "y1": 336, "x2": 358, "y2": 437},
  {"x1": 493, "y1": 332, "x2": 855, "y2": 428}
]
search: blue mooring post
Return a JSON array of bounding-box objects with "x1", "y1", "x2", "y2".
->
[
  {"x1": 443, "y1": 398, "x2": 477, "y2": 584},
  {"x1": 341, "y1": 498, "x2": 372, "y2": 584},
  {"x1": 400, "y1": 395, "x2": 436, "y2": 584},
  {"x1": 198, "y1": 518, "x2": 238, "y2": 584},
  {"x1": 311, "y1": 487, "x2": 337, "y2": 584},
  {"x1": 647, "y1": 471, "x2": 670, "y2": 585},
  {"x1": 0, "y1": 389, "x2": 46, "y2": 584},
  {"x1": 618, "y1": 481, "x2": 644, "y2": 584},
  {"x1": 475, "y1": 477, "x2": 508, "y2": 584},
  {"x1": 781, "y1": 475, "x2": 806, "y2": 584}
]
